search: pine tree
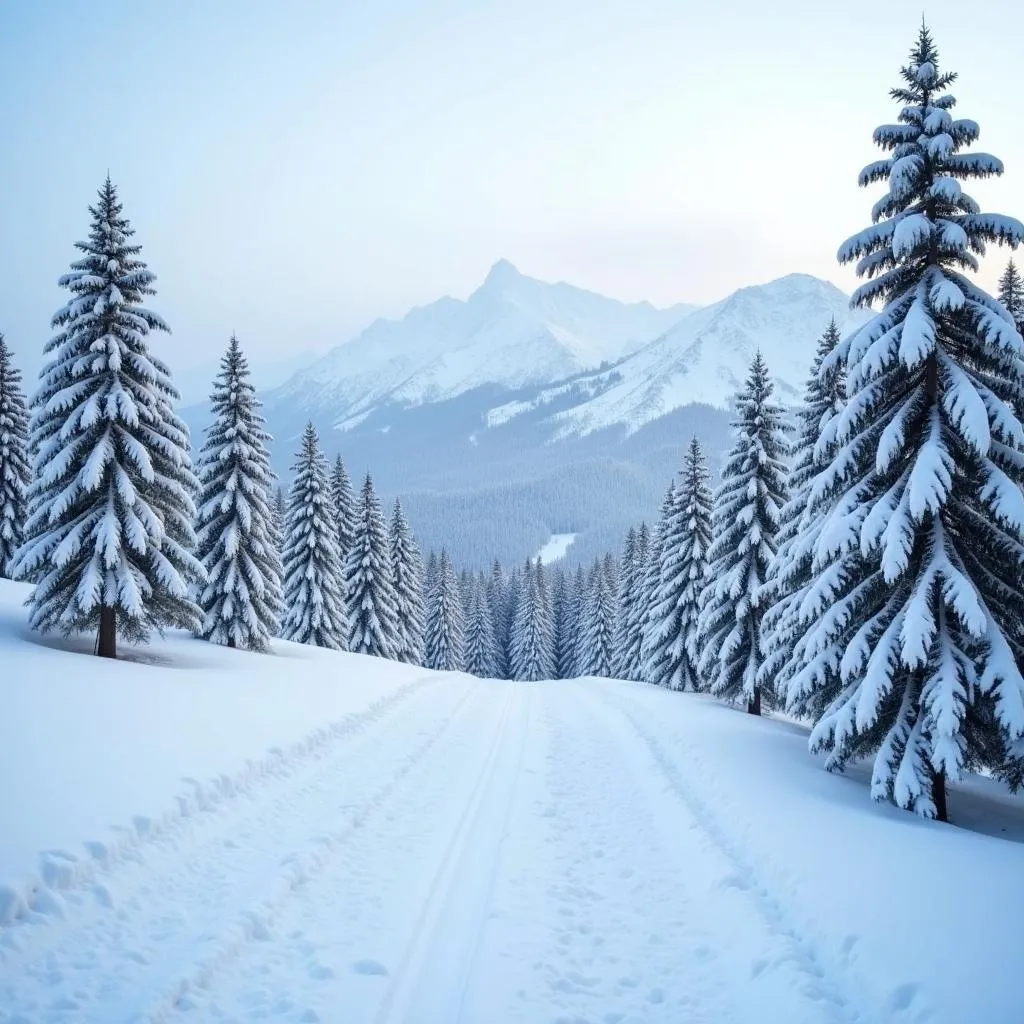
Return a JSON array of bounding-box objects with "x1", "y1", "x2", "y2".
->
[
  {"x1": 12, "y1": 179, "x2": 203, "y2": 657},
  {"x1": 280, "y1": 423, "x2": 348, "y2": 648},
  {"x1": 647, "y1": 439, "x2": 713, "y2": 690},
  {"x1": 788, "y1": 27, "x2": 1024, "y2": 819},
  {"x1": 997, "y1": 259, "x2": 1024, "y2": 335},
  {"x1": 464, "y1": 576, "x2": 498, "y2": 677},
  {"x1": 486, "y1": 559, "x2": 509, "y2": 678},
  {"x1": 425, "y1": 549, "x2": 465, "y2": 671},
  {"x1": 759, "y1": 322, "x2": 846, "y2": 711},
  {"x1": 697, "y1": 352, "x2": 788, "y2": 714},
  {"x1": 194, "y1": 335, "x2": 282, "y2": 651},
  {"x1": 562, "y1": 564, "x2": 587, "y2": 678},
  {"x1": 612, "y1": 527, "x2": 639, "y2": 679},
  {"x1": 459, "y1": 568, "x2": 475, "y2": 619},
  {"x1": 0, "y1": 334, "x2": 30, "y2": 579},
  {"x1": 330, "y1": 456, "x2": 356, "y2": 569},
  {"x1": 510, "y1": 559, "x2": 555, "y2": 680},
  {"x1": 603, "y1": 552, "x2": 618, "y2": 599},
  {"x1": 576, "y1": 559, "x2": 615, "y2": 677},
  {"x1": 274, "y1": 485, "x2": 287, "y2": 543},
  {"x1": 390, "y1": 499, "x2": 425, "y2": 665},
  {"x1": 619, "y1": 522, "x2": 651, "y2": 681},
  {"x1": 533, "y1": 556, "x2": 557, "y2": 676},
  {"x1": 638, "y1": 485, "x2": 676, "y2": 680},
  {"x1": 425, "y1": 549, "x2": 439, "y2": 602},
  {"x1": 345, "y1": 474, "x2": 401, "y2": 658},
  {"x1": 502, "y1": 564, "x2": 523, "y2": 671},
  {"x1": 551, "y1": 567, "x2": 569, "y2": 680}
]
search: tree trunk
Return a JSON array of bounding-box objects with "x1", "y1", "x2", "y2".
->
[
  {"x1": 931, "y1": 768, "x2": 948, "y2": 823},
  {"x1": 97, "y1": 606, "x2": 117, "y2": 659},
  {"x1": 747, "y1": 688, "x2": 762, "y2": 716},
  {"x1": 227, "y1": 637, "x2": 236, "y2": 649}
]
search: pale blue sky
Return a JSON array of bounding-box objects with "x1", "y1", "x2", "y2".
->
[{"x1": 1, "y1": 0, "x2": 1021, "y2": 378}]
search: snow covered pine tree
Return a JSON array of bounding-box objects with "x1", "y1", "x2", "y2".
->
[
  {"x1": 280, "y1": 423, "x2": 348, "y2": 648},
  {"x1": 12, "y1": 179, "x2": 204, "y2": 657},
  {"x1": 997, "y1": 259, "x2": 1024, "y2": 336},
  {"x1": 612, "y1": 527, "x2": 640, "y2": 679},
  {"x1": 759, "y1": 320, "x2": 846, "y2": 714},
  {"x1": 576, "y1": 558, "x2": 615, "y2": 677},
  {"x1": 697, "y1": 352, "x2": 788, "y2": 713},
  {"x1": 638, "y1": 484, "x2": 676, "y2": 682},
  {"x1": 789, "y1": 26, "x2": 1024, "y2": 820},
  {"x1": 465, "y1": 576, "x2": 499, "y2": 677},
  {"x1": 390, "y1": 498, "x2": 426, "y2": 665},
  {"x1": 194, "y1": 335, "x2": 283, "y2": 650},
  {"x1": 344, "y1": 474, "x2": 401, "y2": 658},
  {"x1": 0, "y1": 333, "x2": 30, "y2": 579},
  {"x1": 425, "y1": 549, "x2": 465, "y2": 671},
  {"x1": 331, "y1": 455, "x2": 356, "y2": 571},
  {"x1": 510, "y1": 558, "x2": 556, "y2": 680},
  {"x1": 618, "y1": 522, "x2": 650, "y2": 681},
  {"x1": 646, "y1": 438, "x2": 713, "y2": 691}
]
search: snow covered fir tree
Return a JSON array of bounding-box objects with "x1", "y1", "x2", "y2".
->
[
  {"x1": 576, "y1": 559, "x2": 615, "y2": 677},
  {"x1": 344, "y1": 474, "x2": 400, "y2": 658},
  {"x1": 464, "y1": 575, "x2": 499, "y2": 677},
  {"x1": 645, "y1": 438, "x2": 712, "y2": 691},
  {"x1": 425, "y1": 548, "x2": 465, "y2": 671},
  {"x1": 280, "y1": 423, "x2": 348, "y2": 649},
  {"x1": 786, "y1": 25, "x2": 1024, "y2": 820},
  {"x1": 0, "y1": 333, "x2": 29, "y2": 579},
  {"x1": 193, "y1": 335, "x2": 282, "y2": 651},
  {"x1": 509, "y1": 558, "x2": 556, "y2": 681},
  {"x1": 12, "y1": 179, "x2": 204, "y2": 658},
  {"x1": 759, "y1": 320, "x2": 846, "y2": 712},
  {"x1": 997, "y1": 259, "x2": 1024, "y2": 335},
  {"x1": 389, "y1": 498, "x2": 425, "y2": 664},
  {"x1": 331, "y1": 455, "x2": 356, "y2": 574},
  {"x1": 697, "y1": 352, "x2": 788, "y2": 714}
]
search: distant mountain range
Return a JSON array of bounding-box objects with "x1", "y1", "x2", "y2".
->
[
  {"x1": 269, "y1": 259, "x2": 697, "y2": 431},
  {"x1": 183, "y1": 262, "x2": 864, "y2": 571}
]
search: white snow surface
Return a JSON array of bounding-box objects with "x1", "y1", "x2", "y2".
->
[
  {"x1": 1, "y1": 578, "x2": 1022, "y2": 1023},
  {"x1": 268, "y1": 260, "x2": 696, "y2": 428},
  {"x1": 497, "y1": 274, "x2": 872, "y2": 438},
  {"x1": 534, "y1": 532, "x2": 577, "y2": 564}
]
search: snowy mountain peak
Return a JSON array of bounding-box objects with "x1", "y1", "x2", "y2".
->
[
  {"x1": 269, "y1": 264, "x2": 697, "y2": 425},
  {"x1": 480, "y1": 258, "x2": 524, "y2": 292}
]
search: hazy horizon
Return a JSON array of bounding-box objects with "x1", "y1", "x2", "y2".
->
[{"x1": 1, "y1": 0, "x2": 1021, "y2": 381}]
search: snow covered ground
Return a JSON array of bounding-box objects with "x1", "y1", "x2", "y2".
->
[
  {"x1": 1, "y1": 579, "x2": 1022, "y2": 1023},
  {"x1": 534, "y1": 532, "x2": 577, "y2": 564}
]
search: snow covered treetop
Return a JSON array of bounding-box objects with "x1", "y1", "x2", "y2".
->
[{"x1": 838, "y1": 27, "x2": 1021, "y2": 306}]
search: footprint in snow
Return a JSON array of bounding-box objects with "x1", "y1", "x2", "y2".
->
[{"x1": 352, "y1": 959, "x2": 389, "y2": 976}]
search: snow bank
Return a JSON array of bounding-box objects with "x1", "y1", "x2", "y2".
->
[{"x1": 0, "y1": 579, "x2": 426, "y2": 925}]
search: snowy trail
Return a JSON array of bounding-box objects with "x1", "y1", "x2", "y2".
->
[
  {"x1": 0, "y1": 674, "x2": 475, "y2": 1023},
  {"x1": 179, "y1": 680, "x2": 529, "y2": 1024},
  {"x1": 3, "y1": 672, "x2": 983, "y2": 1023},
  {"x1": 573, "y1": 682, "x2": 869, "y2": 1024}
]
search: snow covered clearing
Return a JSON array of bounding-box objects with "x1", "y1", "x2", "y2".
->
[
  {"x1": 534, "y1": 532, "x2": 577, "y2": 564},
  {"x1": 1, "y1": 582, "x2": 1022, "y2": 1023}
]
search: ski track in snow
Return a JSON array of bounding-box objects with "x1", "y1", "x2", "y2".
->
[
  {"x1": 575, "y1": 682, "x2": 872, "y2": 1024},
  {"x1": 2, "y1": 676, "x2": 928, "y2": 1023}
]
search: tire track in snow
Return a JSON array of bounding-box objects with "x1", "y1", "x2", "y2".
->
[
  {"x1": 584, "y1": 683, "x2": 870, "y2": 1024},
  {"x1": 144, "y1": 681, "x2": 482, "y2": 1024},
  {"x1": 371, "y1": 682, "x2": 528, "y2": 1024}
]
